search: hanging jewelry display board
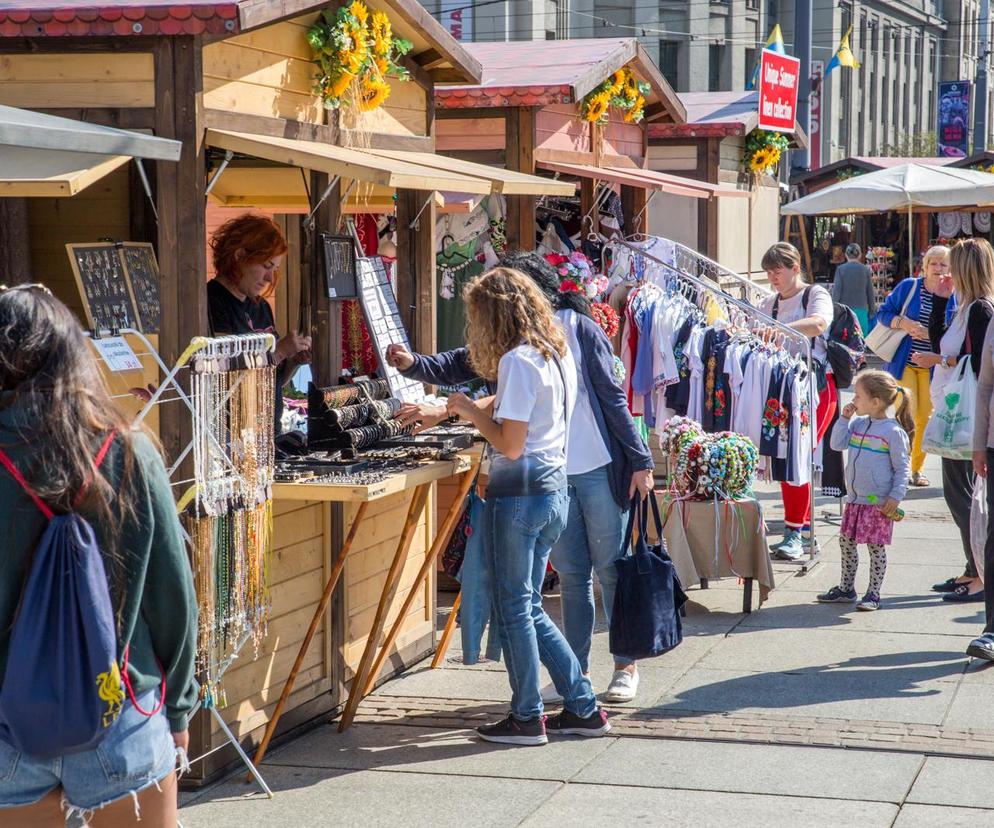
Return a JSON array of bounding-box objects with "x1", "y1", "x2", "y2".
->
[{"x1": 66, "y1": 241, "x2": 162, "y2": 334}]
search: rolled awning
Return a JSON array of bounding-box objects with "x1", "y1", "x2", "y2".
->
[
  {"x1": 0, "y1": 147, "x2": 131, "y2": 197},
  {"x1": 535, "y1": 160, "x2": 748, "y2": 199}
]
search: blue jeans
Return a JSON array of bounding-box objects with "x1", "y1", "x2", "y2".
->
[
  {"x1": 0, "y1": 689, "x2": 176, "y2": 812},
  {"x1": 485, "y1": 489, "x2": 597, "y2": 721},
  {"x1": 550, "y1": 465, "x2": 632, "y2": 673}
]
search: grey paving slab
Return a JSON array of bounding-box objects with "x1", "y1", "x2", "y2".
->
[
  {"x1": 894, "y1": 804, "x2": 994, "y2": 827},
  {"x1": 907, "y1": 756, "x2": 994, "y2": 808},
  {"x1": 696, "y1": 627, "x2": 967, "y2": 682},
  {"x1": 180, "y1": 766, "x2": 561, "y2": 828},
  {"x1": 574, "y1": 739, "x2": 923, "y2": 803},
  {"x1": 961, "y1": 660, "x2": 994, "y2": 684},
  {"x1": 651, "y1": 666, "x2": 958, "y2": 724},
  {"x1": 942, "y1": 683, "x2": 994, "y2": 729},
  {"x1": 262, "y1": 722, "x2": 616, "y2": 782},
  {"x1": 521, "y1": 782, "x2": 899, "y2": 828}
]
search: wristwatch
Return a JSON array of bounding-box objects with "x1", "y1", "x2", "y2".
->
[{"x1": 941, "y1": 356, "x2": 952, "y2": 368}]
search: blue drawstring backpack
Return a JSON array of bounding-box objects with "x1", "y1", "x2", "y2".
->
[{"x1": 0, "y1": 433, "x2": 132, "y2": 759}]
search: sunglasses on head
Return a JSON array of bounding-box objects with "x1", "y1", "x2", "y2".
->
[{"x1": 0, "y1": 283, "x2": 52, "y2": 296}]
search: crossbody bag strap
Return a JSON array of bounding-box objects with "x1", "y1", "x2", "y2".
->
[{"x1": 0, "y1": 446, "x2": 54, "y2": 519}]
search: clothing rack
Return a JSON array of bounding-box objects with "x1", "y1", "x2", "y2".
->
[{"x1": 611, "y1": 238, "x2": 820, "y2": 569}]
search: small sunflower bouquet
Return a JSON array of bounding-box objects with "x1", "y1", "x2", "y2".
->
[
  {"x1": 308, "y1": 1, "x2": 413, "y2": 112},
  {"x1": 744, "y1": 130, "x2": 790, "y2": 177},
  {"x1": 581, "y1": 66, "x2": 650, "y2": 124}
]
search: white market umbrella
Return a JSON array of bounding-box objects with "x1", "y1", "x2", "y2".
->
[{"x1": 782, "y1": 163, "x2": 994, "y2": 277}]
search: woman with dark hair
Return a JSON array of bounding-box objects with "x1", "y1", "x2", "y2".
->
[
  {"x1": 385, "y1": 252, "x2": 654, "y2": 703},
  {"x1": 0, "y1": 285, "x2": 197, "y2": 826},
  {"x1": 208, "y1": 213, "x2": 312, "y2": 431}
]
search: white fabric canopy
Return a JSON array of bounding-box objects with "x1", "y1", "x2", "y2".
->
[{"x1": 782, "y1": 163, "x2": 994, "y2": 216}]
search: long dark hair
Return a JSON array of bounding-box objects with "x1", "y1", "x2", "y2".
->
[
  {"x1": 499, "y1": 250, "x2": 593, "y2": 318},
  {"x1": 0, "y1": 286, "x2": 143, "y2": 597}
]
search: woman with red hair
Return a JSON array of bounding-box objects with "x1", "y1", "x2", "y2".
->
[{"x1": 208, "y1": 214, "x2": 311, "y2": 432}]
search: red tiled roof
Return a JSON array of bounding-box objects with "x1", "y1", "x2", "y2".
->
[
  {"x1": 436, "y1": 83, "x2": 574, "y2": 109},
  {"x1": 0, "y1": 1, "x2": 238, "y2": 36}
]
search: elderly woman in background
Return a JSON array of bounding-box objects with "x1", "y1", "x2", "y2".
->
[{"x1": 832, "y1": 243, "x2": 876, "y2": 335}]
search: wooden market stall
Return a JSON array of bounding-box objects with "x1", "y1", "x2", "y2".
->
[
  {"x1": 647, "y1": 91, "x2": 805, "y2": 280},
  {"x1": 434, "y1": 38, "x2": 755, "y2": 250},
  {"x1": 0, "y1": 0, "x2": 561, "y2": 787}
]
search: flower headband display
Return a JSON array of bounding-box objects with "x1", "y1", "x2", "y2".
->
[
  {"x1": 658, "y1": 416, "x2": 758, "y2": 500},
  {"x1": 545, "y1": 252, "x2": 609, "y2": 301}
]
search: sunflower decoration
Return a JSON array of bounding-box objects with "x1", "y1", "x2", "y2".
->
[
  {"x1": 743, "y1": 129, "x2": 790, "y2": 177},
  {"x1": 624, "y1": 94, "x2": 646, "y2": 123},
  {"x1": 308, "y1": 3, "x2": 413, "y2": 111},
  {"x1": 581, "y1": 65, "x2": 652, "y2": 124},
  {"x1": 607, "y1": 69, "x2": 626, "y2": 96},
  {"x1": 584, "y1": 90, "x2": 612, "y2": 123}
]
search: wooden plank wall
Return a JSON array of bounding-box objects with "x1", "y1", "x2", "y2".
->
[
  {"x1": 340, "y1": 76, "x2": 428, "y2": 138},
  {"x1": 0, "y1": 53, "x2": 154, "y2": 108},
  {"x1": 202, "y1": 17, "x2": 323, "y2": 125},
  {"x1": 214, "y1": 499, "x2": 332, "y2": 741},
  {"x1": 535, "y1": 103, "x2": 590, "y2": 154},
  {"x1": 603, "y1": 111, "x2": 642, "y2": 161},
  {"x1": 646, "y1": 143, "x2": 698, "y2": 172},
  {"x1": 436, "y1": 117, "x2": 505, "y2": 152}
]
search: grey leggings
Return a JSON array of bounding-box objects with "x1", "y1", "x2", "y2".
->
[{"x1": 942, "y1": 457, "x2": 977, "y2": 578}]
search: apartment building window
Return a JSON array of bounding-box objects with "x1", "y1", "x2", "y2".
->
[
  {"x1": 659, "y1": 40, "x2": 679, "y2": 88},
  {"x1": 709, "y1": 44, "x2": 723, "y2": 91},
  {"x1": 545, "y1": 0, "x2": 569, "y2": 39},
  {"x1": 744, "y1": 48, "x2": 756, "y2": 88},
  {"x1": 745, "y1": 0, "x2": 758, "y2": 9}
]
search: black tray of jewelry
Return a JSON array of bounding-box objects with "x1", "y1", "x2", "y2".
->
[
  {"x1": 377, "y1": 433, "x2": 475, "y2": 451},
  {"x1": 280, "y1": 453, "x2": 371, "y2": 475}
]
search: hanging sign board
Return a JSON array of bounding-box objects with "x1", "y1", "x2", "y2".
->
[
  {"x1": 322, "y1": 234, "x2": 358, "y2": 299},
  {"x1": 757, "y1": 49, "x2": 800, "y2": 134},
  {"x1": 938, "y1": 81, "x2": 971, "y2": 158},
  {"x1": 355, "y1": 256, "x2": 426, "y2": 403},
  {"x1": 67, "y1": 243, "x2": 139, "y2": 332},
  {"x1": 91, "y1": 335, "x2": 142, "y2": 372},
  {"x1": 120, "y1": 243, "x2": 161, "y2": 334}
]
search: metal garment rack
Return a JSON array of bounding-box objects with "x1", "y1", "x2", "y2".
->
[
  {"x1": 611, "y1": 238, "x2": 820, "y2": 569},
  {"x1": 85, "y1": 329, "x2": 276, "y2": 798}
]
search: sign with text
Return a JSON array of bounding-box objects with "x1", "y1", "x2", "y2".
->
[
  {"x1": 938, "y1": 81, "x2": 971, "y2": 158},
  {"x1": 809, "y1": 60, "x2": 823, "y2": 169},
  {"x1": 91, "y1": 336, "x2": 142, "y2": 372},
  {"x1": 438, "y1": 0, "x2": 471, "y2": 41},
  {"x1": 758, "y1": 49, "x2": 800, "y2": 133}
]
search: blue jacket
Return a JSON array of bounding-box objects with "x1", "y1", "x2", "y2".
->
[
  {"x1": 402, "y1": 314, "x2": 653, "y2": 508},
  {"x1": 875, "y1": 277, "x2": 924, "y2": 380}
]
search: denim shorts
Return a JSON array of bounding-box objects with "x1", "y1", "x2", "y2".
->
[{"x1": 0, "y1": 690, "x2": 177, "y2": 812}]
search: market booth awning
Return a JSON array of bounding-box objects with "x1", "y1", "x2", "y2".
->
[
  {"x1": 535, "y1": 160, "x2": 749, "y2": 200},
  {"x1": 0, "y1": 148, "x2": 133, "y2": 197}
]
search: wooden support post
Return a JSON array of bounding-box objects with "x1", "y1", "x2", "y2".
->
[
  {"x1": 339, "y1": 483, "x2": 431, "y2": 731},
  {"x1": 505, "y1": 107, "x2": 536, "y2": 251},
  {"x1": 307, "y1": 173, "x2": 342, "y2": 386},
  {"x1": 620, "y1": 185, "x2": 647, "y2": 236},
  {"x1": 580, "y1": 177, "x2": 598, "y2": 237},
  {"x1": 249, "y1": 501, "x2": 370, "y2": 773},
  {"x1": 395, "y1": 190, "x2": 436, "y2": 355},
  {"x1": 0, "y1": 199, "x2": 31, "y2": 284},
  {"x1": 432, "y1": 591, "x2": 461, "y2": 669},
  {"x1": 704, "y1": 138, "x2": 720, "y2": 260},
  {"x1": 363, "y1": 466, "x2": 477, "y2": 695}
]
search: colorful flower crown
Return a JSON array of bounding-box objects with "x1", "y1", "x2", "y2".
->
[{"x1": 545, "y1": 252, "x2": 609, "y2": 301}]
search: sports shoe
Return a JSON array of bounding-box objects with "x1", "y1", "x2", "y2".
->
[
  {"x1": 545, "y1": 708, "x2": 611, "y2": 737},
  {"x1": 817, "y1": 586, "x2": 857, "y2": 603},
  {"x1": 857, "y1": 592, "x2": 881, "y2": 611},
  {"x1": 800, "y1": 524, "x2": 813, "y2": 541},
  {"x1": 768, "y1": 529, "x2": 791, "y2": 553},
  {"x1": 773, "y1": 529, "x2": 804, "y2": 561},
  {"x1": 604, "y1": 668, "x2": 639, "y2": 703},
  {"x1": 967, "y1": 633, "x2": 994, "y2": 662},
  {"x1": 477, "y1": 714, "x2": 548, "y2": 746}
]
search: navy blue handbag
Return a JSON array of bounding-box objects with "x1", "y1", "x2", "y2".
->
[
  {"x1": 609, "y1": 492, "x2": 687, "y2": 661},
  {"x1": 0, "y1": 434, "x2": 128, "y2": 759}
]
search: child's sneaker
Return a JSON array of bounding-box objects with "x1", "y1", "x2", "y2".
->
[
  {"x1": 857, "y1": 592, "x2": 881, "y2": 611},
  {"x1": 817, "y1": 586, "x2": 857, "y2": 603}
]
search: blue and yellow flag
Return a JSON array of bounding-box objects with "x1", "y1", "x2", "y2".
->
[
  {"x1": 825, "y1": 24, "x2": 860, "y2": 76},
  {"x1": 747, "y1": 24, "x2": 786, "y2": 90}
]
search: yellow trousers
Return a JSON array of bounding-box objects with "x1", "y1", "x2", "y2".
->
[{"x1": 900, "y1": 363, "x2": 932, "y2": 474}]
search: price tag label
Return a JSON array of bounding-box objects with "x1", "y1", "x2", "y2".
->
[{"x1": 92, "y1": 336, "x2": 142, "y2": 372}]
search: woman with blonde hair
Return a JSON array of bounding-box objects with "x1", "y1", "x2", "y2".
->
[
  {"x1": 876, "y1": 244, "x2": 950, "y2": 486},
  {"x1": 912, "y1": 238, "x2": 994, "y2": 601},
  {"x1": 445, "y1": 267, "x2": 610, "y2": 746}
]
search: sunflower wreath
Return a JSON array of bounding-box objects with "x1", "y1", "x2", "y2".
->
[
  {"x1": 580, "y1": 66, "x2": 651, "y2": 124},
  {"x1": 308, "y1": 1, "x2": 413, "y2": 112},
  {"x1": 743, "y1": 130, "x2": 791, "y2": 177}
]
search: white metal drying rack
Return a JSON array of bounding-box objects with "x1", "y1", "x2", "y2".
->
[
  {"x1": 85, "y1": 327, "x2": 276, "y2": 798},
  {"x1": 611, "y1": 238, "x2": 820, "y2": 569}
]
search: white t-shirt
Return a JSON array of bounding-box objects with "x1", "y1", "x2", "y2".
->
[
  {"x1": 557, "y1": 310, "x2": 612, "y2": 476},
  {"x1": 759, "y1": 285, "x2": 833, "y2": 364},
  {"x1": 488, "y1": 343, "x2": 578, "y2": 497}
]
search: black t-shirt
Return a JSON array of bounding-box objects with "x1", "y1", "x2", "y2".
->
[{"x1": 206, "y1": 278, "x2": 286, "y2": 431}]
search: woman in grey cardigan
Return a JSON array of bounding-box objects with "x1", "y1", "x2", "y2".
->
[{"x1": 832, "y1": 244, "x2": 876, "y2": 334}]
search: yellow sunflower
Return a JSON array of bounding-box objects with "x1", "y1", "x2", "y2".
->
[
  {"x1": 623, "y1": 71, "x2": 640, "y2": 102},
  {"x1": 359, "y1": 75, "x2": 391, "y2": 111},
  {"x1": 339, "y1": 22, "x2": 368, "y2": 74},
  {"x1": 584, "y1": 90, "x2": 611, "y2": 122},
  {"x1": 370, "y1": 10, "x2": 392, "y2": 56},
  {"x1": 349, "y1": 0, "x2": 369, "y2": 26},
  {"x1": 374, "y1": 56, "x2": 389, "y2": 76},
  {"x1": 624, "y1": 94, "x2": 646, "y2": 123},
  {"x1": 608, "y1": 69, "x2": 626, "y2": 96},
  {"x1": 750, "y1": 146, "x2": 779, "y2": 172},
  {"x1": 327, "y1": 71, "x2": 355, "y2": 98}
]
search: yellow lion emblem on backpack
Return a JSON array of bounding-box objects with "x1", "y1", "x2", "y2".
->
[{"x1": 96, "y1": 662, "x2": 125, "y2": 728}]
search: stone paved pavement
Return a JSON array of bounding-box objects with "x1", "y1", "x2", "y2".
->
[{"x1": 181, "y1": 451, "x2": 994, "y2": 827}]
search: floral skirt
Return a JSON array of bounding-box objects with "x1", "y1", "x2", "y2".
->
[{"x1": 841, "y1": 502, "x2": 894, "y2": 546}]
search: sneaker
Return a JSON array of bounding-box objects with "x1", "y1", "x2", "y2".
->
[
  {"x1": 773, "y1": 529, "x2": 804, "y2": 561},
  {"x1": 604, "y1": 668, "x2": 639, "y2": 703},
  {"x1": 967, "y1": 633, "x2": 994, "y2": 662},
  {"x1": 477, "y1": 715, "x2": 548, "y2": 746},
  {"x1": 800, "y1": 524, "x2": 813, "y2": 542},
  {"x1": 545, "y1": 708, "x2": 612, "y2": 738},
  {"x1": 817, "y1": 586, "x2": 857, "y2": 603},
  {"x1": 857, "y1": 592, "x2": 881, "y2": 611},
  {"x1": 768, "y1": 529, "x2": 790, "y2": 553}
]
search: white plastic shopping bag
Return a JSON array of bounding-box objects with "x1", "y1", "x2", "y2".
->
[
  {"x1": 922, "y1": 358, "x2": 977, "y2": 459},
  {"x1": 972, "y1": 475, "x2": 987, "y2": 582}
]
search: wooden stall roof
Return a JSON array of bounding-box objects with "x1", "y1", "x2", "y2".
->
[
  {"x1": 789, "y1": 154, "x2": 953, "y2": 191},
  {"x1": 0, "y1": 0, "x2": 482, "y2": 85},
  {"x1": 648, "y1": 91, "x2": 806, "y2": 149},
  {"x1": 0, "y1": 146, "x2": 130, "y2": 196},
  {"x1": 435, "y1": 38, "x2": 685, "y2": 124},
  {"x1": 535, "y1": 160, "x2": 749, "y2": 200}
]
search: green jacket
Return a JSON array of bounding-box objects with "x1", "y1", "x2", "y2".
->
[{"x1": 0, "y1": 406, "x2": 198, "y2": 733}]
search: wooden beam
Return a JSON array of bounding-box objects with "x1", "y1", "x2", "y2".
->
[
  {"x1": 204, "y1": 109, "x2": 338, "y2": 144},
  {"x1": 415, "y1": 48, "x2": 446, "y2": 70},
  {"x1": 307, "y1": 172, "x2": 342, "y2": 387},
  {"x1": 395, "y1": 189, "x2": 436, "y2": 355},
  {"x1": 533, "y1": 148, "x2": 597, "y2": 167},
  {"x1": 631, "y1": 42, "x2": 686, "y2": 124},
  {"x1": 0, "y1": 37, "x2": 152, "y2": 54},
  {"x1": 504, "y1": 108, "x2": 536, "y2": 252},
  {"x1": 705, "y1": 137, "x2": 720, "y2": 259},
  {"x1": 571, "y1": 39, "x2": 637, "y2": 102},
  {"x1": 642, "y1": 101, "x2": 671, "y2": 123},
  {"x1": 401, "y1": 55, "x2": 434, "y2": 93},
  {"x1": 435, "y1": 107, "x2": 512, "y2": 121},
  {"x1": 621, "y1": 185, "x2": 647, "y2": 236},
  {"x1": 0, "y1": 199, "x2": 31, "y2": 285},
  {"x1": 580, "y1": 177, "x2": 598, "y2": 238}
]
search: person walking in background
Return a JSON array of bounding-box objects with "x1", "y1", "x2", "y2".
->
[
  {"x1": 875, "y1": 244, "x2": 950, "y2": 487},
  {"x1": 0, "y1": 285, "x2": 198, "y2": 826},
  {"x1": 969, "y1": 301, "x2": 994, "y2": 661},
  {"x1": 912, "y1": 238, "x2": 994, "y2": 603},
  {"x1": 818, "y1": 370, "x2": 912, "y2": 612},
  {"x1": 446, "y1": 268, "x2": 610, "y2": 746},
  {"x1": 832, "y1": 243, "x2": 876, "y2": 335}
]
